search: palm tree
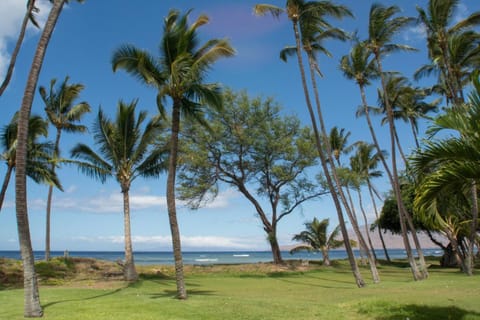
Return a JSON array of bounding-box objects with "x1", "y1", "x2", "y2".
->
[
  {"x1": 39, "y1": 76, "x2": 91, "y2": 261},
  {"x1": 15, "y1": 0, "x2": 68, "y2": 316},
  {"x1": 255, "y1": 0, "x2": 368, "y2": 288},
  {"x1": 70, "y1": 100, "x2": 166, "y2": 281},
  {"x1": 290, "y1": 218, "x2": 346, "y2": 266},
  {"x1": 0, "y1": 113, "x2": 61, "y2": 211},
  {"x1": 111, "y1": 9, "x2": 234, "y2": 298},
  {"x1": 416, "y1": 0, "x2": 480, "y2": 105},
  {"x1": 329, "y1": 126, "x2": 353, "y2": 166},
  {"x1": 411, "y1": 73, "x2": 480, "y2": 275},
  {"x1": 366, "y1": 3, "x2": 428, "y2": 280},
  {"x1": 0, "y1": 0, "x2": 40, "y2": 96}
]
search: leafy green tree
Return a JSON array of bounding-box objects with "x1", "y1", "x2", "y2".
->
[
  {"x1": 70, "y1": 100, "x2": 166, "y2": 281},
  {"x1": 39, "y1": 76, "x2": 91, "y2": 261},
  {"x1": 178, "y1": 90, "x2": 326, "y2": 264},
  {"x1": 0, "y1": 113, "x2": 61, "y2": 211},
  {"x1": 14, "y1": 0, "x2": 74, "y2": 316},
  {"x1": 111, "y1": 9, "x2": 234, "y2": 299},
  {"x1": 290, "y1": 218, "x2": 346, "y2": 266},
  {"x1": 365, "y1": 3, "x2": 428, "y2": 280},
  {"x1": 255, "y1": 0, "x2": 368, "y2": 287}
]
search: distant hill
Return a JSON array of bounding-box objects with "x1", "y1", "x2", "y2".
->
[
  {"x1": 281, "y1": 227, "x2": 447, "y2": 251},
  {"x1": 348, "y1": 227, "x2": 447, "y2": 249}
]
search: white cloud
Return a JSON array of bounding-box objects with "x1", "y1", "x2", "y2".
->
[
  {"x1": 73, "y1": 234, "x2": 266, "y2": 250},
  {"x1": 0, "y1": 0, "x2": 50, "y2": 80}
]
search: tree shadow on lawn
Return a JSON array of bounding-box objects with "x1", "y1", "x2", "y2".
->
[
  {"x1": 360, "y1": 303, "x2": 480, "y2": 320},
  {"x1": 148, "y1": 288, "x2": 217, "y2": 299},
  {"x1": 42, "y1": 287, "x2": 126, "y2": 310}
]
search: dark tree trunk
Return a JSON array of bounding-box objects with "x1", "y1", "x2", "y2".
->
[
  {"x1": 167, "y1": 102, "x2": 187, "y2": 299},
  {"x1": 15, "y1": 0, "x2": 65, "y2": 316}
]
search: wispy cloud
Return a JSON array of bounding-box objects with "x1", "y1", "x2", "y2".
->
[
  {"x1": 73, "y1": 234, "x2": 266, "y2": 250},
  {"x1": 0, "y1": 0, "x2": 50, "y2": 80},
  {"x1": 27, "y1": 189, "x2": 239, "y2": 214}
]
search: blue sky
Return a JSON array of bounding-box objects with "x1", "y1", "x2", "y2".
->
[{"x1": 0, "y1": 0, "x2": 478, "y2": 252}]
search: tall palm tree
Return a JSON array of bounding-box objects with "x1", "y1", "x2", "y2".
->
[
  {"x1": 0, "y1": 113, "x2": 60, "y2": 211},
  {"x1": 111, "y1": 9, "x2": 235, "y2": 299},
  {"x1": 416, "y1": 0, "x2": 480, "y2": 105},
  {"x1": 339, "y1": 42, "x2": 394, "y2": 263},
  {"x1": 70, "y1": 100, "x2": 166, "y2": 281},
  {"x1": 290, "y1": 217, "x2": 345, "y2": 266},
  {"x1": 15, "y1": 0, "x2": 69, "y2": 316},
  {"x1": 354, "y1": 142, "x2": 391, "y2": 262},
  {"x1": 39, "y1": 76, "x2": 91, "y2": 261},
  {"x1": 255, "y1": 0, "x2": 368, "y2": 288},
  {"x1": 366, "y1": 3, "x2": 428, "y2": 280},
  {"x1": 0, "y1": 0, "x2": 40, "y2": 96}
]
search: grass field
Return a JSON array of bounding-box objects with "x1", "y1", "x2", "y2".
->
[{"x1": 0, "y1": 257, "x2": 479, "y2": 319}]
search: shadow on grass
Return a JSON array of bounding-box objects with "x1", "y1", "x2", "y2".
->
[
  {"x1": 359, "y1": 303, "x2": 480, "y2": 320},
  {"x1": 42, "y1": 287, "x2": 126, "y2": 310},
  {"x1": 148, "y1": 288, "x2": 217, "y2": 299}
]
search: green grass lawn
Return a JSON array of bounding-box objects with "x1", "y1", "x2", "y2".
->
[{"x1": 1, "y1": 259, "x2": 479, "y2": 320}]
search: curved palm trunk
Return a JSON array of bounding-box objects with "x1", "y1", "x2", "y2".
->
[
  {"x1": 367, "y1": 179, "x2": 390, "y2": 262},
  {"x1": 308, "y1": 53, "x2": 379, "y2": 283},
  {"x1": 344, "y1": 186, "x2": 366, "y2": 265},
  {"x1": 167, "y1": 102, "x2": 187, "y2": 299},
  {"x1": 290, "y1": 21, "x2": 365, "y2": 287},
  {"x1": 357, "y1": 188, "x2": 378, "y2": 262},
  {"x1": 0, "y1": 164, "x2": 14, "y2": 211},
  {"x1": 122, "y1": 187, "x2": 138, "y2": 281},
  {"x1": 393, "y1": 127, "x2": 407, "y2": 165},
  {"x1": 0, "y1": 0, "x2": 36, "y2": 96},
  {"x1": 374, "y1": 54, "x2": 426, "y2": 280},
  {"x1": 409, "y1": 118, "x2": 420, "y2": 150},
  {"x1": 358, "y1": 84, "x2": 420, "y2": 273},
  {"x1": 45, "y1": 128, "x2": 61, "y2": 261},
  {"x1": 15, "y1": 0, "x2": 65, "y2": 316}
]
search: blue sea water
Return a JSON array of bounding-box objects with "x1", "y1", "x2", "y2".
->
[{"x1": 0, "y1": 249, "x2": 444, "y2": 265}]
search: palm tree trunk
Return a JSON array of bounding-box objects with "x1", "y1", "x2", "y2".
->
[
  {"x1": 45, "y1": 128, "x2": 61, "y2": 261},
  {"x1": 466, "y1": 181, "x2": 478, "y2": 276},
  {"x1": 290, "y1": 21, "x2": 365, "y2": 287},
  {"x1": 122, "y1": 187, "x2": 138, "y2": 281},
  {"x1": 308, "y1": 54, "x2": 379, "y2": 283},
  {"x1": 374, "y1": 54, "x2": 426, "y2": 280},
  {"x1": 167, "y1": 102, "x2": 187, "y2": 299},
  {"x1": 322, "y1": 248, "x2": 331, "y2": 266},
  {"x1": 393, "y1": 127, "x2": 407, "y2": 165},
  {"x1": 367, "y1": 180, "x2": 390, "y2": 262},
  {"x1": 0, "y1": 164, "x2": 14, "y2": 211},
  {"x1": 359, "y1": 84, "x2": 421, "y2": 275},
  {"x1": 409, "y1": 118, "x2": 420, "y2": 149},
  {"x1": 15, "y1": 0, "x2": 65, "y2": 316},
  {"x1": 358, "y1": 188, "x2": 378, "y2": 262},
  {"x1": 0, "y1": 0, "x2": 36, "y2": 96}
]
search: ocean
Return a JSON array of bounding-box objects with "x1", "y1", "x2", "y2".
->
[{"x1": 0, "y1": 248, "x2": 444, "y2": 265}]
